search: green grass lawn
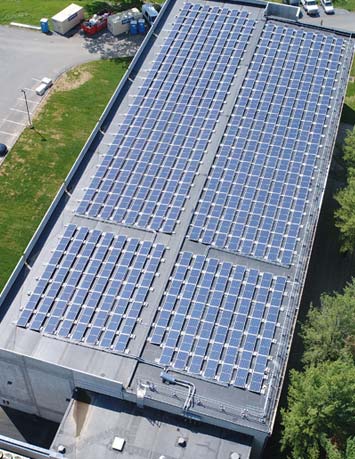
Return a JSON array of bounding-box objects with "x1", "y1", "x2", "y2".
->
[
  {"x1": 0, "y1": 0, "x2": 89, "y2": 25},
  {"x1": 0, "y1": 0, "x2": 143, "y2": 26},
  {"x1": 0, "y1": 58, "x2": 130, "y2": 290},
  {"x1": 345, "y1": 59, "x2": 355, "y2": 107},
  {"x1": 0, "y1": 0, "x2": 354, "y2": 24},
  {"x1": 333, "y1": 0, "x2": 355, "y2": 10}
]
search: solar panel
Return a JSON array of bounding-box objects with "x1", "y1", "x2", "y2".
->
[
  {"x1": 188, "y1": 24, "x2": 346, "y2": 266},
  {"x1": 76, "y1": 4, "x2": 256, "y2": 234},
  {"x1": 150, "y1": 253, "x2": 288, "y2": 393},
  {"x1": 15, "y1": 1, "x2": 352, "y2": 402},
  {"x1": 18, "y1": 225, "x2": 165, "y2": 353}
]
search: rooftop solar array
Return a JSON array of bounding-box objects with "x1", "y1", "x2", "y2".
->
[
  {"x1": 14, "y1": 0, "x2": 353, "y2": 400},
  {"x1": 188, "y1": 23, "x2": 346, "y2": 267},
  {"x1": 18, "y1": 225, "x2": 165, "y2": 352},
  {"x1": 151, "y1": 253, "x2": 288, "y2": 392},
  {"x1": 76, "y1": 3, "x2": 255, "y2": 233}
]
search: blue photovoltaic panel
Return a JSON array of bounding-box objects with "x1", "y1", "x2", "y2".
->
[
  {"x1": 76, "y1": 4, "x2": 255, "y2": 234},
  {"x1": 188, "y1": 24, "x2": 347, "y2": 266},
  {"x1": 15, "y1": 2, "x2": 352, "y2": 402},
  {"x1": 17, "y1": 225, "x2": 165, "y2": 353},
  {"x1": 150, "y1": 253, "x2": 288, "y2": 393}
]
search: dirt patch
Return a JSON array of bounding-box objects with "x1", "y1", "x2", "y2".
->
[
  {"x1": 32, "y1": 68, "x2": 93, "y2": 119},
  {"x1": 48, "y1": 132, "x2": 62, "y2": 140},
  {"x1": 55, "y1": 69, "x2": 93, "y2": 92}
]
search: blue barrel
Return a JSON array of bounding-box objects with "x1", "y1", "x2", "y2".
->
[
  {"x1": 40, "y1": 18, "x2": 49, "y2": 33},
  {"x1": 130, "y1": 19, "x2": 138, "y2": 35},
  {"x1": 138, "y1": 18, "x2": 146, "y2": 34}
]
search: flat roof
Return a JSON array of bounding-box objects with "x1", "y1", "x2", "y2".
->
[
  {"x1": 0, "y1": 0, "x2": 353, "y2": 438},
  {"x1": 52, "y1": 391, "x2": 252, "y2": 458}
]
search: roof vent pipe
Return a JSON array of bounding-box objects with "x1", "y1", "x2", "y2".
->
[{"x1": 160, "y1": 371, "x2": 196, "y2": 411}]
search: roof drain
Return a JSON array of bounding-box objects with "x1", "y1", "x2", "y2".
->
[{"x1": 160, "y1": 371, "x2": 196, "y2": 412}]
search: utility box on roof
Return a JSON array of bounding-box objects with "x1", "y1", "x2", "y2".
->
[
  {"x1": 107, "y1": 8, "x2": 142, "y2": 36},
  {"x1": 52, "y1": 3, "x2": 84, "y2": 35}
]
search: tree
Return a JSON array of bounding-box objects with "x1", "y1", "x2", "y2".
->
[
  {"x1": 346, "y1": 437, "x2": 355, "y2": 459},
  {"x1": 320, "y1": 436, "x2": 355, "y2": 459},
  {"x1": 281, "y1": 359, "x2": 355, "y2": 459},
  {"x1": 335, "y1": 127, "x2": 355, "y2": 253},
  {"x1": 321, "y1": 435, "x2": 344, "y2": 459},
  {"x1": 321, "y1": 436, "x2": 355, "y2": 459},
  {"x1": 301, "y1": 279, "x2": 355, "y2": 366}
]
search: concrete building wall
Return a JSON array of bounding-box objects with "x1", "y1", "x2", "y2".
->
[
  {"x1": 0, "y1": 349, "x2": 123, "y2": 423},
  {"x1": 0, "y1": 348, "x2": 264, "y2": 457},
  {"x1": 0, "y1": 350, "x2": 72, "y2": 422}
]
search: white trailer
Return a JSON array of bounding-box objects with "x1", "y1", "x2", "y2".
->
[
  {"x1": 107, "y1": 8, "x2": 142, "y2": 36},
  {"x1": 52, "y1": 3, "x2": 84, "y2": 35}
]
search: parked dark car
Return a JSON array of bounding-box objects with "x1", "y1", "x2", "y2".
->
[{"x1": 0, "y1": 143, "x2": 8, "y2": 157}]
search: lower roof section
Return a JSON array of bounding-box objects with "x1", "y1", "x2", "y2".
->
[{"x1": 52, "y1": 391, "x2": 252, "y2": 459}]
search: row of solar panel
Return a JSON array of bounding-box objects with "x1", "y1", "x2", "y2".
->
[
  {"x1": 188, "y1": 22, "x2": 345, "y2": 267},
  {"x1": 175, "y1": 3, "x2": 249, "y2": 22},
  {"x1": 76, "y1": 4, "x2": 255, "y2": 234},
  {"x1": 261, "y1": 24, "x2": 345, "y2": 44},
  {"x1": 150, "y1": 252, "x2": 287, "y2": 392},
  {"x1": 18, "y1": 225, "x2": 165, "y2": 353}
]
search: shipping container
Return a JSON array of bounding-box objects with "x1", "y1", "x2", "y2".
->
[{"x1": 52, "y1": 3, "x2": 84, "y2": 35}]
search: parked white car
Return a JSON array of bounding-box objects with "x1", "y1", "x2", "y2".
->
[
  {"x1": 35, "y1": 77, "x2": 53, "y2": 96},
  {"x1": 320, "y1": 0, "x2": 335, "y2": 13},
  {"x1": 301, "y1": 0, "x2": 319, "y2": 15}
]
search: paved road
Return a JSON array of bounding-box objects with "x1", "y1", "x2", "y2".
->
[
  {"x1": 0, "y1": 26, "x2": 143, "y2": 151},
  {"x1": 299, "y1": 7, "x2": 355, "y2": 31}
]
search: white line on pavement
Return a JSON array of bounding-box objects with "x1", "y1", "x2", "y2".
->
[
  {"x1": 10, "y1": 108, "x2": 33, "y2": 114},
  {"x1": 0, "y1": 130, "x2": 17, "y2": 136},
  {"x1": 17, "y1": 97, "x2": 39, "y2": 105},
  {"x1": 3, "y1": 119, "x2": 26, "y2": 126}
]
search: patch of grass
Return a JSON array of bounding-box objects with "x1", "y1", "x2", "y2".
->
[
  {"x1": 345, "y1": 58, "x2": 355, "y2": 107},
  {"x1": 333, "y1": 0, "x2": 355, "y2": 10},
  {"x1": 85, "y1": 0, "x2": 143, "y2": 15},
  {"x1": 342, "y1": 59, "x2": 355, "y2": 123},
  {"x1": 0, "y1": 58, "x2": 130, "y2": 290},
  {"x1": 0, "y1": 0, "x2": 143, "y2": 26},
  {"x1": 0, "y1": 1, "x2": 88, "y2": 25}
]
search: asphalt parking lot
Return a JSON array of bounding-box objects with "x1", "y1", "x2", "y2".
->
[
  {"x1": 0, "y1": 26, "x2": 143, "y2": 153},
  {"x1": 299, "y1": 6, "x2": 355, "y2": 31}
]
